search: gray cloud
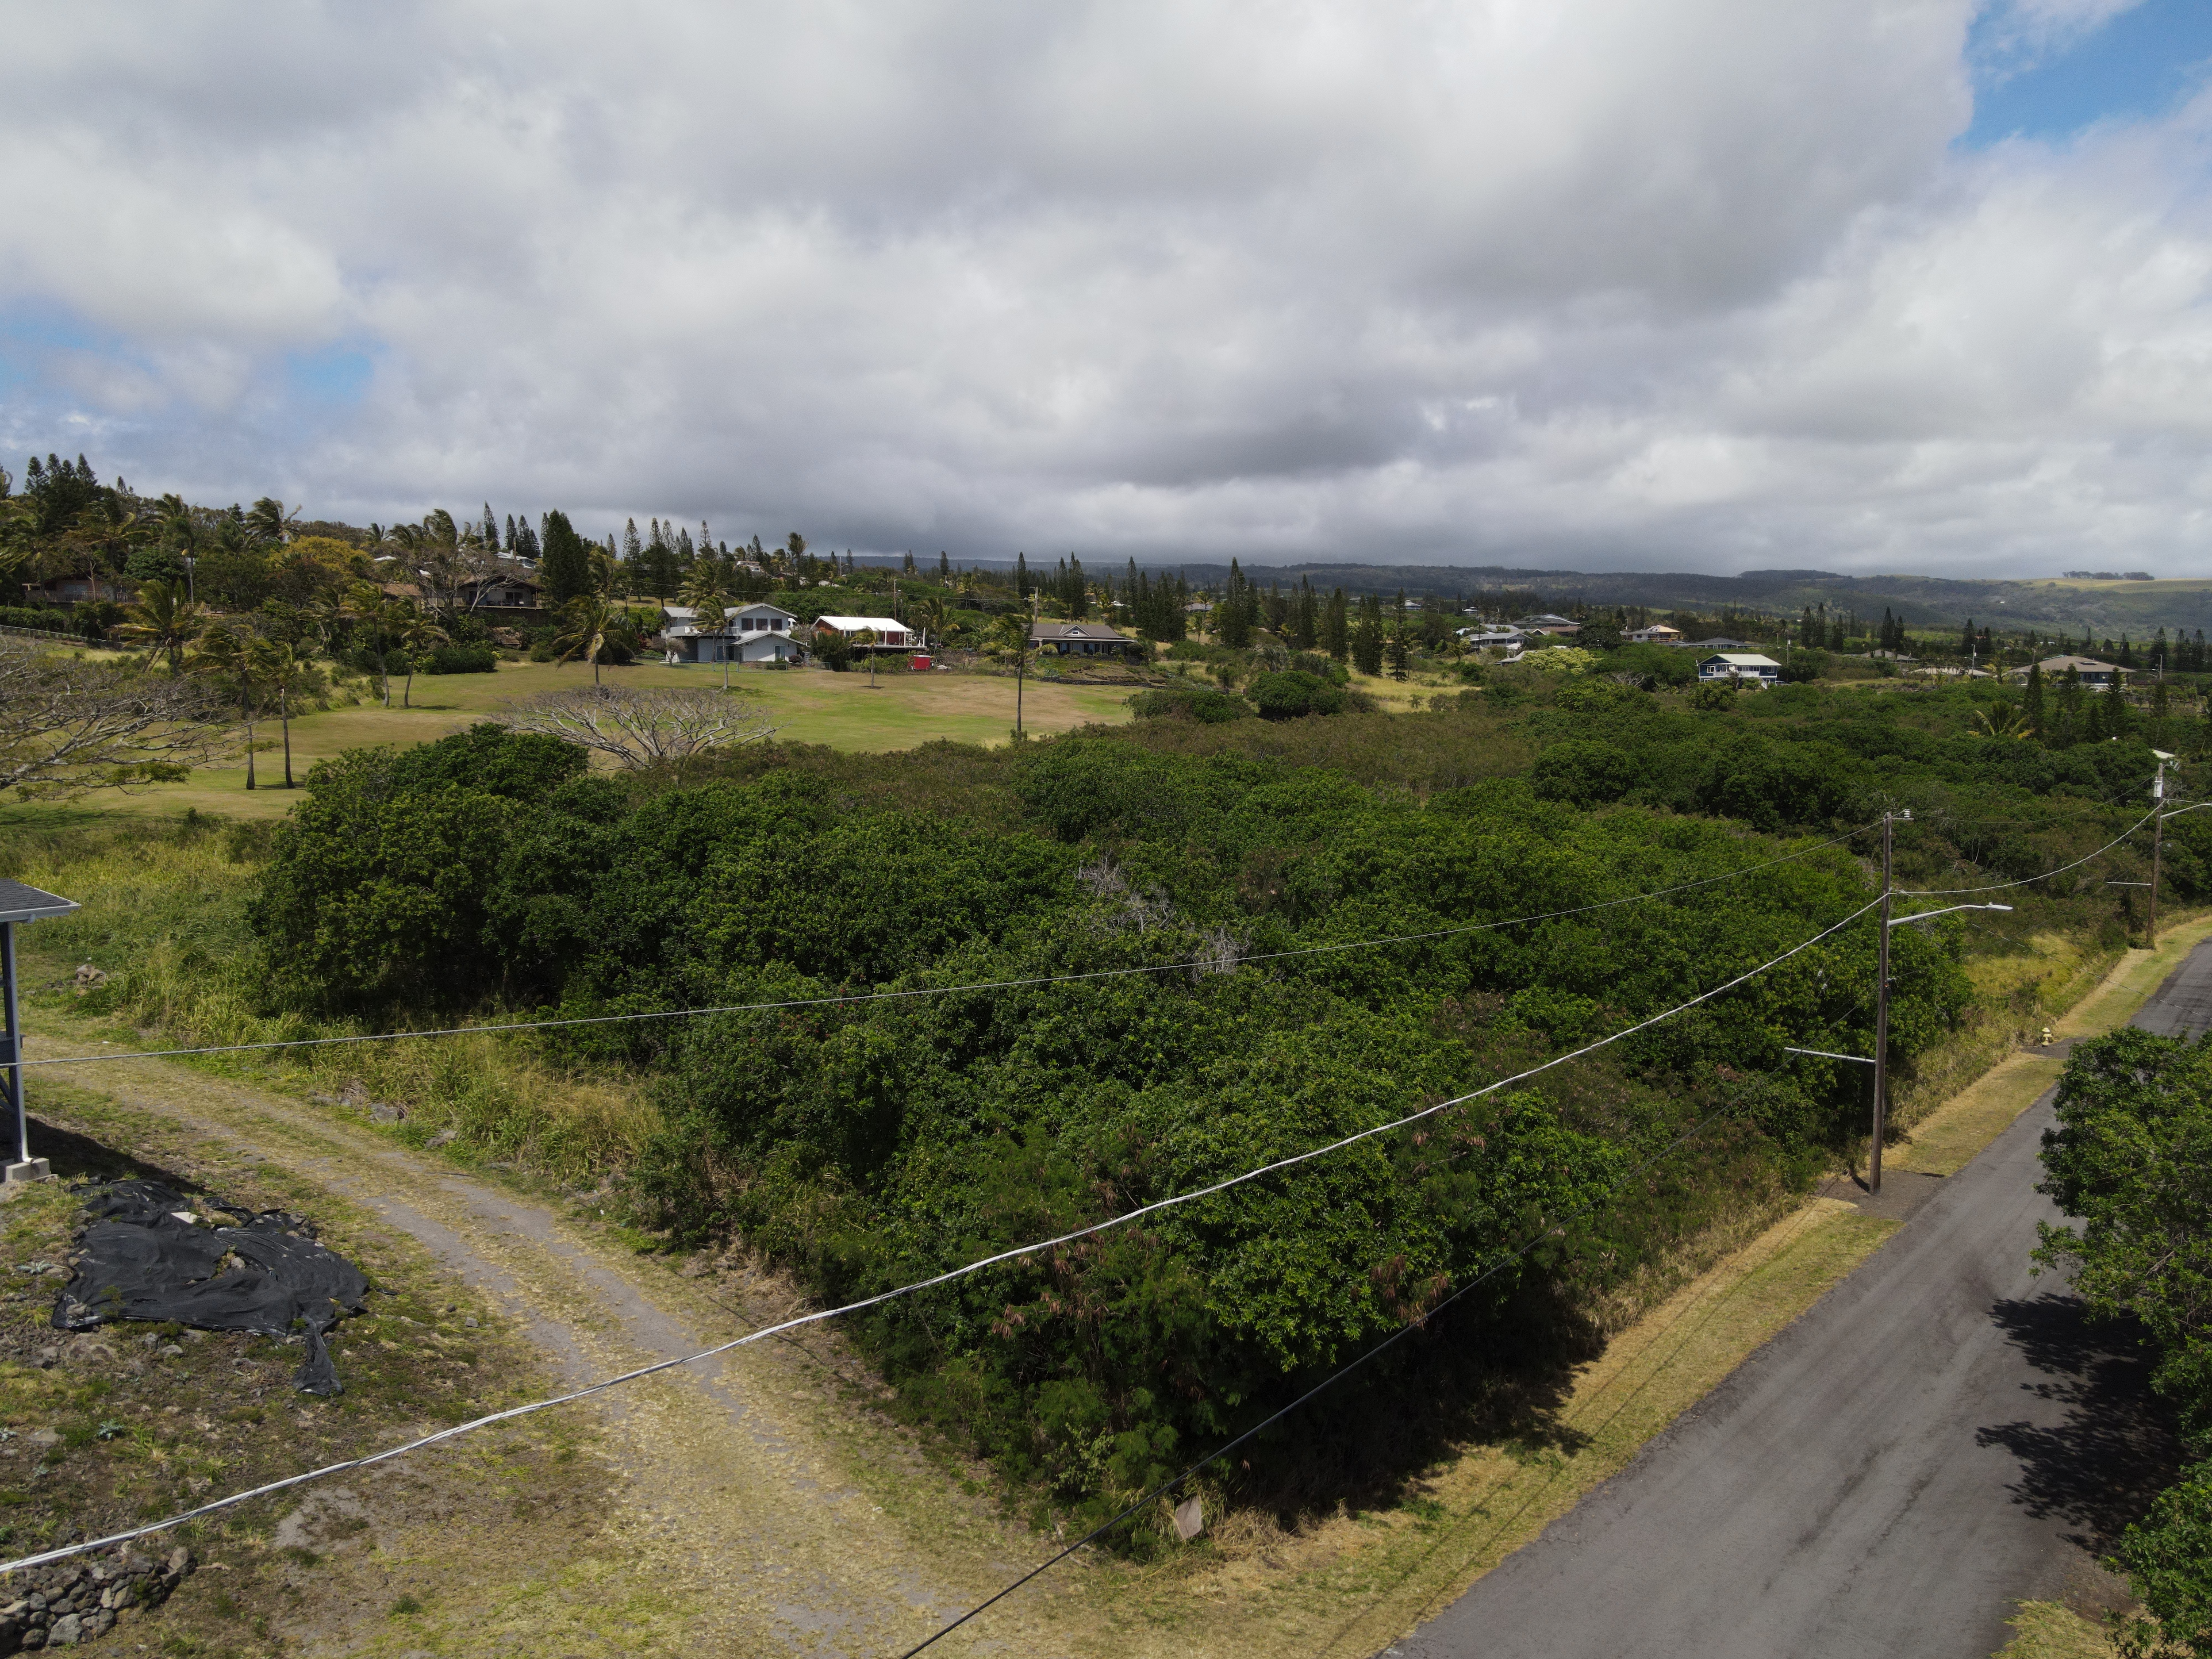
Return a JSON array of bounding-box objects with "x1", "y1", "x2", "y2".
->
[{"x1": 1, "y1": 0, "x2": 2207, "y2": 575}]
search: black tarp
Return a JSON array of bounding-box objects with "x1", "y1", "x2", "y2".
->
[{"x1": 51, "y1": 1180, "x2": 369, "y2": 1394}]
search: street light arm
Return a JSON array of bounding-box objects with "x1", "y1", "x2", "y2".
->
[{"x1": 1886, "y1": 902, "x2": 2013, "y2": 928}]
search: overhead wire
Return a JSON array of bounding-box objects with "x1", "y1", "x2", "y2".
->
[
  {"x1": 15, "y1": 822, "x2": 1876, "y2": 1075},
  {"x1": 0, "y1": 891, "x2": 1883, "y2": 1576},
  {"x1": 891, "y1": 1102, "x2": 1738, "y2": 1658},
  {"x1": 1897, "y1": 805, "x2": 2158, "y2": 897}
]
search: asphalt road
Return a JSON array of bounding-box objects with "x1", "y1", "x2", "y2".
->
[{"x1": 1390, "y1": 942, "x2": 2212, "y2": 1659}]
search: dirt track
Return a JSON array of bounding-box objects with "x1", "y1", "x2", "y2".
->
[{"x1": 21, "y1": 1040, "x2": 1092, "y2": 1658}]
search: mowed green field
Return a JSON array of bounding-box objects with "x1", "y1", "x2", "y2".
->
[{"x1": 59, "y1": 657, "x2": 1136, "y2": 820}]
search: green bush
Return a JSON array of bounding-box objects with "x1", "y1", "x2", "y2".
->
[
  {"x1": 1248, "y1": 669, "x2": 1346, "y2": 720},
  {"x1": 421, "y1": 645, "x2": 498, "y2": 675},
  {"x1": 2039, "y1": 1029, "x2": 2212, "y2": 1658},
  {"x1": 0, "y1": 607, "x2": 73, "y2": 635},
  {"x1": 1129, "y1": 684, "x2": 1252, "y2": 723},
  {"x1": 1529, "y1": 740, "x2": 1635, "y2": 807},
  {"x1": 248, "y1": 721, "x2": 1978, "y2": 1531}
]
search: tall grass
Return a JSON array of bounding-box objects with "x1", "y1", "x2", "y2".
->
[{"x1": 1, "y1": 812, "x2": 658, "y2": 1189}]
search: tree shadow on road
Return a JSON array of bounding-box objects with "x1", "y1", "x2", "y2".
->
[{"x1": 1976, "y1": 1291, "x2": 2179, "y2": 1557}]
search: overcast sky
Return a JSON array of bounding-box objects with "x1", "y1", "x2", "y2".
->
[{"x1": 2, "y1": 0, "x2": 2209, "y2": 576}]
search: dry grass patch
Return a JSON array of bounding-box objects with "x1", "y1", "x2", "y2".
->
[{"x1": 1997, "y1": 1600, "x2": 2123, "y2": 1659}]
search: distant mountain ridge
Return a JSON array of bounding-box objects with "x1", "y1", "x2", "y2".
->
[{"x1": 1125, "y1": 562, "x2": 2212, "y2": 635}]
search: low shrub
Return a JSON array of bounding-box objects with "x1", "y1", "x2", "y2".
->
[
  {"x1": 0, "y1": 607, "x2": 73, "y2": 635},
  {"x1": 1129, "y1": 684, "x2": 1252, "y2": 723},
  {"x1": 1248, "y1": 669, "x2": 1346, "y2": 719},
  {"x1": 421, "y1": 645, "x2": 498, "y2": 675}
]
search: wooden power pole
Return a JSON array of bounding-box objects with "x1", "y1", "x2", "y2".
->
[
  {"x1": 1871, "y1": 811, "x2": 1894, "y2": 1198},
  {"x1": 2150, "y1": 757, "x2": 2166, "y2": 946}
]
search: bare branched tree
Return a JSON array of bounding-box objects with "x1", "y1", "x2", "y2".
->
[
  {"x1": 0, "y1": 638, "x2": 236, "y2": 798},
  {"x1": 489, "y1": 685, "x2": 776, "y2": 783}
]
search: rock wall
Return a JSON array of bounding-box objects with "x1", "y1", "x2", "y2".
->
[{"x1": 0, "y1": 1546, "x2": 191, "y2": 1651}]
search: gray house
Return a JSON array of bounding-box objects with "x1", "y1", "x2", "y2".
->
[
  {"x1": 1031, "y1": 621, "x2": 1143, "y2": 658},
  {"x1": 663, "y1": 603, "x2": 804, "y2": 664}
]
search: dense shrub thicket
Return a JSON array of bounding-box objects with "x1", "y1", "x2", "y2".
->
[
  {"x1": 242, "y1": 667, "x2": 2209, "y2": 1540},
  {"x1": 252, "y1": 710, "x2": 1992, "y2": 1535},
  {"x1": 2039, "y1": 1031, "x2": 2212, "y2": 1658}
]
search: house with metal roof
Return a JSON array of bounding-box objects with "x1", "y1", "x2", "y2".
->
[
  {"x1": 661, "y1": 603, "x2": 804, "y2": 664},
  {"x1": 1697, "y1": 652, "x2": 1782, "y2": 687},
  {"x1": 1457, "y1": 627, "x2": 1528, "y2": 652},
  {"x1": 1031, "y1": 620, "x2": 1143, "y2": 658},
  {"x1": 2013, "y1": 655, "x2": 2124, "y2": 689},
  {"x1": 814, "y1": 614, "x2": 915, "y2": 653}
]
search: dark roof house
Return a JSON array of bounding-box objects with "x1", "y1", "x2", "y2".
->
[{"x1": 1031, "y1": 621, "x2": 1143, "y2": 657}]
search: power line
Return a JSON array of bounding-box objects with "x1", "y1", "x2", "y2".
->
[
  {"x1": 0, "y1": 892, "x2": 1882, "y2": 1576},
  {"x1": 1897, "y1": 807, "x2": 2158, "y2": 897},
  {"x1": 893, "y1": 1103, "x2": 1738, "y2": 1658},
  {"x1": 16, "y1": 824, "x2": 1874, "y2": 1074}
]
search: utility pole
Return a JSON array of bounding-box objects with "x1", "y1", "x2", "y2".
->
[
  {"x1": 0, "y1": 881, "x2": 79, "y2": 1183},
  {"x1": 2150, "y1": 754, "x2": 2169, "y2": 945},
  {"x1": 1871, "y1": 811, "x2": 1894, "y2": 1197}
]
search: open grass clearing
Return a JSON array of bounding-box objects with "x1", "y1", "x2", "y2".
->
[{"x1": 49, "y1": 653, "x2": 1134, "y2": 819}]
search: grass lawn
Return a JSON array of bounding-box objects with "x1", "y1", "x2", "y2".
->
[{"x1": 55, "y1": 657, "x2": 1136, "y2": 819}]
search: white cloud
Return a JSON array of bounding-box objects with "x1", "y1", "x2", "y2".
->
[{"x1": 0, "y1": 0, "x2": 2208, "y2": 575}]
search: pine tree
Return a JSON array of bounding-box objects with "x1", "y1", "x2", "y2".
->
[
  {"x1": 2023, "y1": 662, "x2": 2046, "y2": 739},
  {"x1": 623, "y1": 518, "x2": 643, "y2": 564},
  {"x1": 939, "y1": 551, "x2": 950, "y2": 580},
  {"x1": 1325, "y1": 588, "x2": 1349, "y2": 661},
  {"x1": 1294, "y1": 578, "x2": 1319, "y2": 649},
  {"x1": 1217, "y1": 559, "x2": 1252, "y2": 650},
  {"x1": 1016, "y1": 551, "x2": 1031, "y2": 599},
  {"x1": 2057, "y1": 667, "x2": 2085, "y2": 746},
  {"x1": 1960, "y1": 618, "x2": 1977, "y2": 658},
  {"x1": 1384, "y1": 618, "x2": 1411, "y2": 681},
  {"x1": 538, "y1": 510, "x2": 594, "y2": 605},
  {"x1": 1352, "y1": 595, "x2": 1385, "y2": 676}
]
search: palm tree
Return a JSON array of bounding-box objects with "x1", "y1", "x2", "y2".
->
[
  {"x1": 249, "y1": 637, "x2": 308, "y2": 786},
  {"x1": 115, "y1": 580, "x2": 205, "y2": 672},
  {"x1": 394, "y1": 608, "x2": 450, "y2": 708},
  {"x1": 553, "y1": 592, "x2": 622, "y2": 684},
  {"x1": 243, "y1": 497, "x2": 301, "y2": 545},
  {"x1": 157, "y1": 494, "x2": 203, "y2": 600},
  {"x1": 185, "y1": 623, "x2": 261, "y2": 789},
  {"x1": 988, "y1": 613, "x2": 1035, "y2": 734},
  {"x1": 679, "y1": 564, "x2": 738, "y2": 688},
  {"x1": 65, "y1": 494, "x2": 148, "y2": 604},
  {"x1": 343, "y1": 581, "x2": 404, "y2": 706},
  {"x1": 913, "y1": 595, "x2": 949, "y2": 651}
]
